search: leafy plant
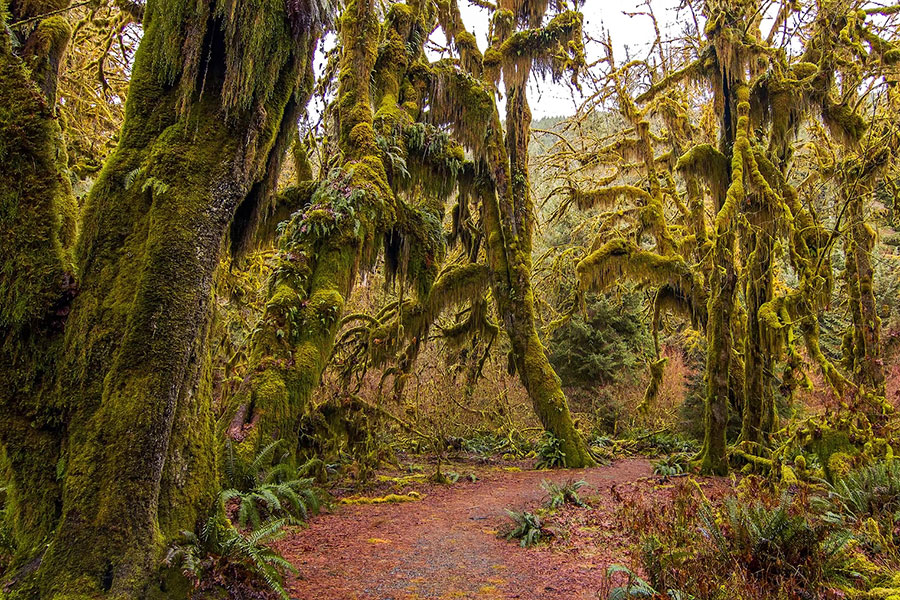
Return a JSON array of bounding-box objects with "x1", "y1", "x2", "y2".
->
[
  {"x1": 541, "y1": 479, "x2": 589, "y2": 509},
  {"x1": 165, "y1": 512, "x2": 297, "y2": 600},
  {"x1": 535, "y1": 431, "x2": 567, "y2": 469},
  {"x1": 504, "y1": 509, "x2": 547, "y2": 547},
  {"x1": 652, "y1": 454, "x2": 689, "y2": 477},
  {"x1": 222, "y1": 440, "x2": 322, "y2": 528},
  {"x1": 698, "y1": 494, "x2": 860, "y2": 592}
]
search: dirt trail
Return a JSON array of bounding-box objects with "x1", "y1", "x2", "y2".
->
[{"x1": 280, "y1": 459, "x2": 656, "y2": 600}]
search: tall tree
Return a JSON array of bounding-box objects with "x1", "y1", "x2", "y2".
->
[
  {"x1": 433, "y1": 0, "x2": 594, "y2": 466},
  {"x1": 0, "y1": 0, "x2": 324, "y2": 594}
]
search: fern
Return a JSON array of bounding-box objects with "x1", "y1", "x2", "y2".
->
[
  {"x1": 823, "y1": 459, "x2": 900, "y2": 524},
  {"x1": 606, "y1": 565, "x2": 657, "y2": 599},
  {"x1": 535, "y1": 432, "x2": 567, "y2": 469},
  {"x1": 218, "y1": 440, "x2": 323, "y2": 544},
  {"x1": 504, "y1": 509, "x2": 547, "y2": 547},
  {"x1": 123, "y1": 167, "x2": 142, "y2": 189},
  {"x1": 652, "y1": 454, "x2": 689, "y2": 477},
  {"x1": 141, "y1": 176, "x2": 170, "y2": 196},
  {"x1": 541, "y1": 479, "x2": 589, "y2": 509},
  {"x1": 165, "y1": 512, "x2": 299, "y2": 600}
]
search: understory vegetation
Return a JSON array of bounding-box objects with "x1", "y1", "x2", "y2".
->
[{"x1": 2, "y1": 0, "x2": 900, "y2": 597}]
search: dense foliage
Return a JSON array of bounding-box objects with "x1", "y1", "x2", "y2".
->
[{"x1": 2, "y1": 0, "x2": 900, "y2": 597}]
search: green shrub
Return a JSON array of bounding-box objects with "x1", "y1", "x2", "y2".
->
[
  {"x1": 541, "y1": 479, "x2": 589, "y2": 509},
  {"x1": 535, "y1": 431, "x2": 567, "y2": 469},
  {"x1": 461, "y1": 430, "x2": 532, "y2": 458},
  {"x1": 504, "y1": 509, "x2": 547, "y2": 547}
]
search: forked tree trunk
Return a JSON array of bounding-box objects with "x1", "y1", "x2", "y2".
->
[{"x1": 480, "y1": 81, "x2": 593, "y2": 469}]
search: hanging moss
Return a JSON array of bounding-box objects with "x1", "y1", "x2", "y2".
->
[
  {"x1": 570, "y1": 185, "x2": 650, "y2": 211},
  {"x1": 488, "y1": 10, "x2": 583, "y2": 87},
  {"x1": 676, "y1": 143, "x2": 729, "y2": 199},
  {"x1": 576, "y1": 238, "x2": 699, "y2": 300}
]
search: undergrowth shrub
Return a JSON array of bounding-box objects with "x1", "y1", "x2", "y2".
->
[
  {"x1": 504, "y1": 510, "x2": 548, "y2": 547},
  {"x1": 542, "y1": 479, "x2": 589, "y2": 509},
  {"x1": 461, "y1": 430, "x2": 533, "y2": 459},
  {"x1": 819, "y1": 458, "x2": 900, "y2": 554},
  {"x1": 613, "y1": 482, "x2": 865, "y2": 599},
  {"x1": 603, "y1": 564, "x2": 687, "y2": 600},
  {"x1": 535, "y1": 431, "x2": 567, "y2": 468}
]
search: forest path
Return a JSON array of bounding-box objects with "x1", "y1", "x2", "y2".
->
[{"x1": 279, "y1": 458, "x2": 655, "y2": 600}]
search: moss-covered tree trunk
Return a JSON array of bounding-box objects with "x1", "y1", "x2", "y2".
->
[
  {"x1": 0, "y1": 0, "x2": 77, "y2": 563},
  {"x1": 225, "y1": 0, "x2": 402, "y2": 460},
  {"x1": 696, "y1": 62, "x2": 749, "y2": 474},
  {"x1": 846, "y1": 194, "x2": 885, "y2": 397},
  {"x1": 740, "y1": 209, "x2": 777, "y2": 445},
  {"x1": 1, "y1": 0, "x2": 320, "y2": 595},
  {"x1": 482, "y1": 80, "x2": 592, "y2": 467}
]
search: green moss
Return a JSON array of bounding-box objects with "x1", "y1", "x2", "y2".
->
[{"x1": 0, "y1": 21, "x2": 76, "y2": 333}]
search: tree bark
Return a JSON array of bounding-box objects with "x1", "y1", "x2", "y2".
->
[{"x1": 1, "y1": 0, "x2": 319, "y2": 595}]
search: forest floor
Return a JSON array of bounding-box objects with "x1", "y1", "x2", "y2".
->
[{"x1": 278, "y1": 457, "x2": 730, "y2": 600}]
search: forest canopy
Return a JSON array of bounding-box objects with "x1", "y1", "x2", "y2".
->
[{"x1": 2, "y1": 0, "x2": 900, "y2": 597}]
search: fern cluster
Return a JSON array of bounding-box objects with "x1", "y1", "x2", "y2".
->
[
  {"x1": 611, "y1": 487, "x2": 867, "y2": 599},
  {"x1": 698, "y1": 494, "x2": 859, "y2": 589},
  {"x1": 504, "y1": 510, "x2": 547, "y2": 547},
  {"x1": 541, "y1": 479, "x2": 589, "y2": 509},
  {"x1": 652, "y1": 454, "x2": 689, "y2": 477},
  {"x1": 222, "y1": 440, "x2": 322, "y2": 527},
  {"x1": 165, "y1": 514, "x2": 297, "y2": 600},
  {"x1": 164, "y1": 441, "x2": 323, "y2": 598},
  {"x1": 535, "y1": 432, "x2": 567, "y2": 469},
  {"x1": 819, "y1": 458, "x2": 900, "y2": 552}
]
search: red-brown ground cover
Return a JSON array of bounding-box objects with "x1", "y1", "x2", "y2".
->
[{"x1": 278, "y1": 459, "x2": 730, "y2": 600}]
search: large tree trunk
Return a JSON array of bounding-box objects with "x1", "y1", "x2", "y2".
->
[
  {"x1": 846, "y1": 194, "x2": 885, "y2": 397},
  {"x1": 480, "y1": 83, "x2": 592, "y2": 468},
  {"x1": 1, "y1": 0, "x2": 318, "y2": 595},
  {"x1": 0, "y1": 7, "x2": 76, "y2": 562},
  {"x1": 740, "y1": 213, "x2": 777, "y2": 445}
]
